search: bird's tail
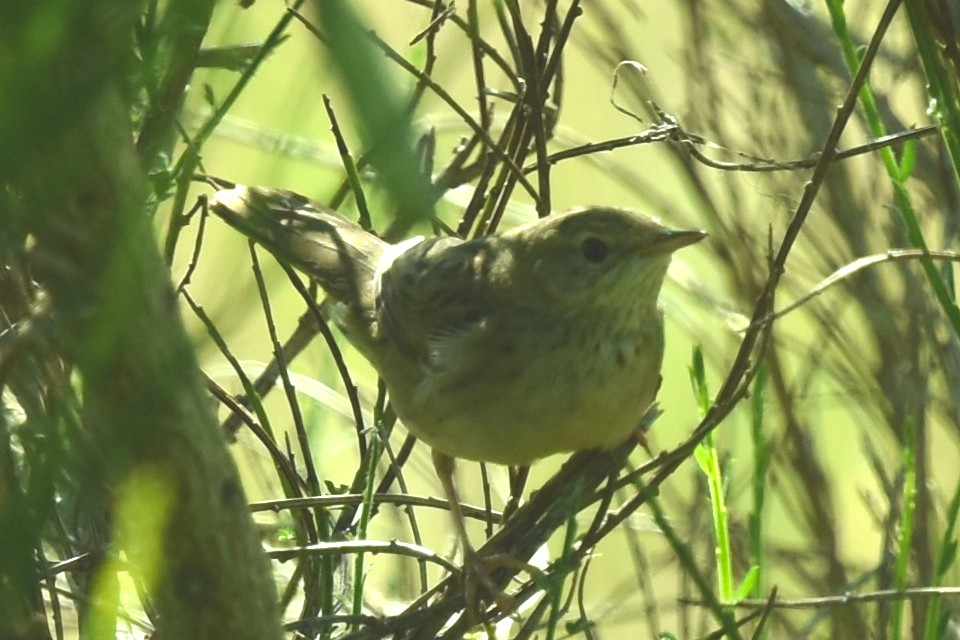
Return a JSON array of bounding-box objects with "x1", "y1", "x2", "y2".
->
[{"x1": 209, "y1": 185, "x2": 387, "y2": 323}]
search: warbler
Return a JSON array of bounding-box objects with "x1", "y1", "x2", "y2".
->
[{"x1": 209, "y1": 185, "x2": 704, "y2": 589}]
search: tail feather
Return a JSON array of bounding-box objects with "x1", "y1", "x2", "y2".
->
[{"x1": 210, "y1": 185, "x2": 387, "y2": 326}]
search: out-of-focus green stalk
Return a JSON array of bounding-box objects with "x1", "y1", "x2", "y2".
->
[
  {"x1": 351, "y1": 432, "x2": 382, "y2": 631},
  {"x1": 645, "y1": 489, "x2": 742, "y2": 640},
  {"x1": 923, "y1": 472, "x2": 960, "y2": 640},
  {"x1": 690, "y1": 347, "x2": 734, "y2": 601},
  {"x1": 824, "y1": 0, "x2": 960, "y2": 338},
  {"x1": 890, "y1": 418, "x2": 917, "y2": 640},
  {"x1": 748, "y1": 362, "x2": 770, "y2": 600},
  {"x1": 903, "y1": 3, "x2": 960, "y2": 188}
]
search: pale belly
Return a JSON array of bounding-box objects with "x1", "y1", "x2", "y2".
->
[{"x1": 388, "y1": 322, "x2": 665, "y2": 465}]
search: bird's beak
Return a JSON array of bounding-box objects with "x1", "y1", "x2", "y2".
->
[{"x1": 648, "y1": 228, "x2": 708, "y2": 255}]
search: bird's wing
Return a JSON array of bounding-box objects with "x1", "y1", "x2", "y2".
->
[{"x1": 376, "y1": 236, "x2": 506, "y2": 373}]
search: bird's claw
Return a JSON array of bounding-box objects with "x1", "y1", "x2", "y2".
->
[{"x1": 459, "y1": 548, "x2": 540, "y2": 625}]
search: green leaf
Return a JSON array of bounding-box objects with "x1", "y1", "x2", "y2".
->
[
  {"x1": 735, "y1": 566, "x2": 761, "y2": 601},
  {"x1": 897, "y1": 139, "x2": 917, "y2": 180},
  {"x1": 688, "y1": 344, "x2": 710, "y2": 415}
]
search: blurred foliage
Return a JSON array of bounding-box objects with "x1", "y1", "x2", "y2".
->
[{"x1": 3, "y1": 0, "x2": 960, "y2": 638}]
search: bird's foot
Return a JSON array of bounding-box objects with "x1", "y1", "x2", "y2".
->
[{"x1": 460, "y1": 547, "x2": 536, "y2": 625}]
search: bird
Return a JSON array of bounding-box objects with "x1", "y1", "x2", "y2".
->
[{"x1": 209, "y1": 184, "x2": 705, "y2": 610}]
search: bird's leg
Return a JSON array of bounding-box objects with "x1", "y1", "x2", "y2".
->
[
  {"x1": 431, "y1": 450, "x2": 518, "y2": 617},
  {"x1": 632, "y1": 401, "x2": 663, "y2": 457},
  {"x1": 632, "y1": 428, "x2": 655, "y2": 457}
]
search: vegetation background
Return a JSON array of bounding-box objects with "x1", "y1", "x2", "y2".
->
[{"x1": 2, "y1": 0, "x2": 960, "y2": 638}]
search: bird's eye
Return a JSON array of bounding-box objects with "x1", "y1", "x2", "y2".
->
[{"x1": 580, "y1": 237, "x2": 608, "y2": 263}]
